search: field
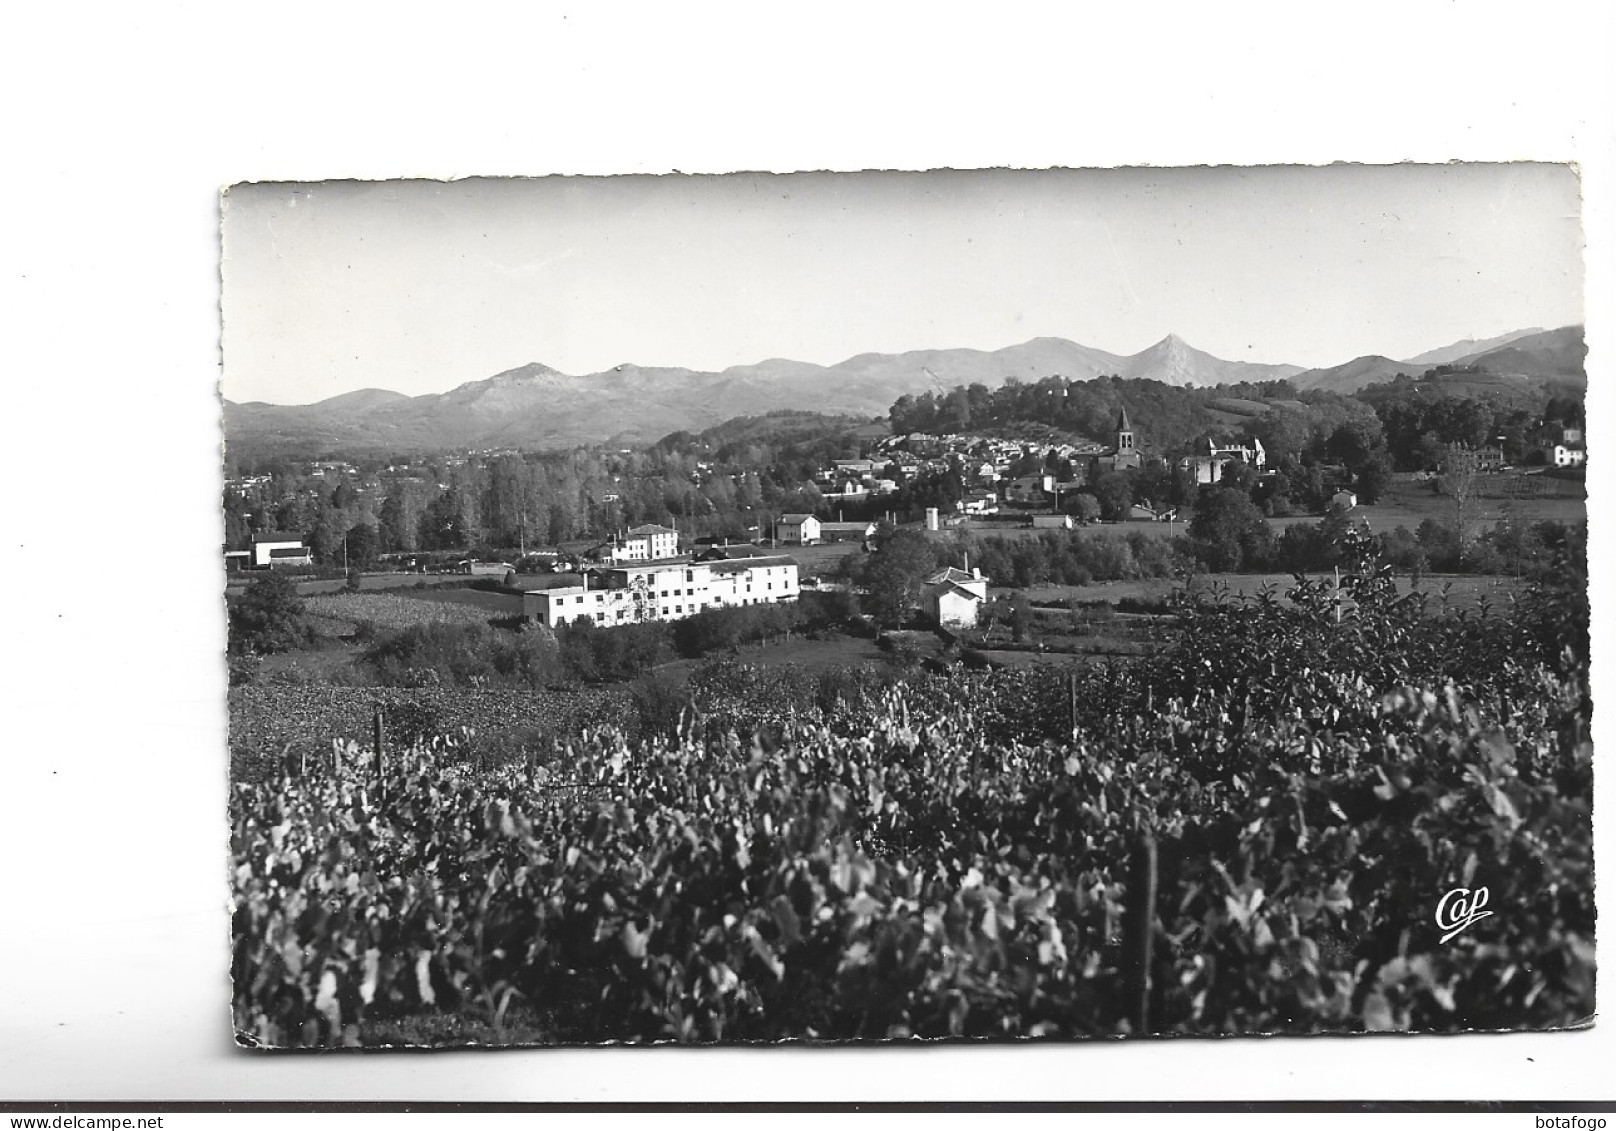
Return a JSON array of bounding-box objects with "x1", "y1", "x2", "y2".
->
[
  {"x1": 1013, "y1": 572, "x2": 1526, "y2": 611},
  {"x1": 945, "y1": 475, "x2": 1585, "y2": 544},
  {"x1": 653, "y1": 632, "x2": 886, "y2": 684},
  {"x1": 226, "y1": 571, "x2": 445, "y2": 597},
  {"x1": 301, "y1": 590, "x2": 520, "y2": 633},
  {"x1": 229, "y1": 684, "x2": 625, "y2": 783},
  {"x1": 1271, "y1": 478, "x2": 1585, "y2": 538}
]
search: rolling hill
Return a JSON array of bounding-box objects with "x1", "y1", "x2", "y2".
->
[
  {"x1": 1289, "y1": 355, "x2": 1414, "y2": 394},
  {"x1": 223, "y1": 326, "x2": 1578, "y2": 457},
  {"x1": 1401, "y1": 328, "x2": 1547, "y2": 367},
  {"x1": 1289, "y1": 325, "x2": 1585, "y2": 395}
]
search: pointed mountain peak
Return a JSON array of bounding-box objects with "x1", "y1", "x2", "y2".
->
[{"x1": 1132, "y1": 333, "x2": 1199, "y2": 360}]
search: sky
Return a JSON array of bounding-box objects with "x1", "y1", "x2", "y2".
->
[{"x1": 221, "y1": 164, "x2": 1585, "y2": 405}]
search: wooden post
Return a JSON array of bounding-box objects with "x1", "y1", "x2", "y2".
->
[
  {"x1": 1125, "y1": 830, "x2": 1159, "y2": 1034},
  {"x1": 1068, "y1": 671, "x2": 1078, "y2": 736},
  {"x1": 373, "y1": 708, "x2": 386, "y2": 804}
]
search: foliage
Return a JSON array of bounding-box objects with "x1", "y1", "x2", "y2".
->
[
  {"x1": 1186, "y1": 489, "x2": 1273, "y2": 572},
  {"x1": 855, "y1": 526, "x2": 946, "y2": 626},
  {"x1": 1439, "y1": 443, "x2": 1482, "y2": 552},
  {"x1": 232, "y1": 531, "x2": 1592, "y2": 1045},
  {"x1": 361, "y1": 622, "x2": 563, "y2": 690},
  {"x1": 669, "y1": 602, "x2": 804, "y2": 659},
  {"x1": 953, "y1": 529, "x2": 1183, "y2": 589},
  {"x1": 229, "y1": 574, "x2": 316, "y2": 655}
]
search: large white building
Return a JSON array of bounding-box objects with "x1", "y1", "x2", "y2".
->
[
  {"x1": 523, "y1": 556, "x2": 800, "y2": 628},
  {"x1": 609, "y1": 524, "x2": 681, "y2": 561}
]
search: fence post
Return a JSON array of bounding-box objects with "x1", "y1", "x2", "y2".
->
[
  {"x1": 1124, "y1": 829, "x2": 1159, "y2": 1034},
  {"x1": 1068, "y1": 671, "x2": 1078, "y2": 736},
  {"x1": 373, "y1": 707, "x2": 386, "y2": 805}
]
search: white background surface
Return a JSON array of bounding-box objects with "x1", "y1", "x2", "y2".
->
[{"x1": 0, "y1": 0, "x2": 1611, "y2": 1104}]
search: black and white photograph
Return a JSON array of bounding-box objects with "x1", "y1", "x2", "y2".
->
[
  {"x1": 8, "y1": 1, "x2": 1616, "y2": 1113},
  {"x1": 221, "y1": 165, "x2": 1592, "y2": 1048}
]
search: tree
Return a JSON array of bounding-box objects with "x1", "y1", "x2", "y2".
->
[
  {"x1": 228, "y1": 574, "x2": 312, "y2": 655},
  {"x1": 1218, "y1": 459, "x2": 1256, "y2": 492},
  {"x1": 1326, "y1": 418, "x2": 1387, "y2": 470},
  {"x1": 1438, "y1": 443, "x2": 1482, "y2": 553},
  {"x1": 378, "y1": 483, "x2": 413, "y2": 553},
  {"x1": 1092, "y1": 472, "x2": 1133, "y2": 522},
  {"x1": 1354, "y1": 453, "x2": 1394, "y2": 505},
  {"x1": 420, "y1": 488, "x2": 472, "y2": 550},
  {"x1": 1188, "y1": 488, "x2": 1273, "y2": 572},
  {"x1": 345, "y1": 522, "x2": 380, "y2": 568},
  {"x1": 857, "y1": 527, "x2": 939, "y2": 626},
  {"x1": 1065, "y1": 492, "x2": 1102, "y2": 524}
]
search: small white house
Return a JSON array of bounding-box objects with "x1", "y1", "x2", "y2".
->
[
  {"x1": 777, "y1": 513, "x2": 822, "y2": 545},
  {"x1": 1331, "y1": 490, "x2": 1359, "y2": 510},
  {"x1": 1546, "y1": 428, "x2": 1586, "y2": 468},
  {"x1": 922, "y1": 565, "x2": 990, "y2": 629}
]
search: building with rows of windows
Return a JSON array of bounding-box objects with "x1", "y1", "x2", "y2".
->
[{"x1": 521, "y1": 555, "x2": 800, "y2": 628}]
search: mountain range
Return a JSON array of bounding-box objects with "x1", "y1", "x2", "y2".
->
[{"x1": 223, "y1": 325, "x2": 1584, "y2": 457}]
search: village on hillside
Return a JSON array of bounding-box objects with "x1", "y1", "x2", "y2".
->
[{"x1": 224, "y1": 397, "x2": 1585, "y2": 640}]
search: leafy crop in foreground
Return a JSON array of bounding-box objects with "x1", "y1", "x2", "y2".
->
[{"x1": 230, "y1": 550, "x2": 1592, "y2": 1045}]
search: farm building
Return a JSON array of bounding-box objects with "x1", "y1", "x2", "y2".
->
[
  {"x1": 777, "y1": 514, "x2": 822, "y2": 545},
  {"x1": 922, "y1": 565, "x2": 990, "y2": 629},
  {"x1": 249, "y1": 532, "x2": 312, "y2": 568},
  {"x1": 962, "y1": 492, "x2": 999, "y2": 515},
  {"x1": 1331, "y1": 490, "x2": 1359, "y2": 510},
  {"x1": 522, "y1": 556, "x2": 800, "y2": 628},
  {"x1": 817, "y1": 520, "x2": 877, "y2": 543},
  {"x1": 1027, "y1": 513, "x2": 1073, "y2": 529},
  {"x1": 695, "y1": 544, "x2": 777, "y2": 562}
]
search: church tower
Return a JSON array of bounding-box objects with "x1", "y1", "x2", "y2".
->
[{"x1": 1115, "y1": 406, "x2": 1135, "y2": 453}]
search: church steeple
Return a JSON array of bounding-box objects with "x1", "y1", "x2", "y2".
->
[{"x1": 1115, "y1": 406, "x2": 1135, "y2": 452}]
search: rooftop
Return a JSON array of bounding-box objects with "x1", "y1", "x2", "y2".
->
[
  {"x1": 708, "y1": 555, "x2": 800, "y2": 575},
  {"x1": 925, "y1": 566, "x2": 984, "y2": 587}
]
